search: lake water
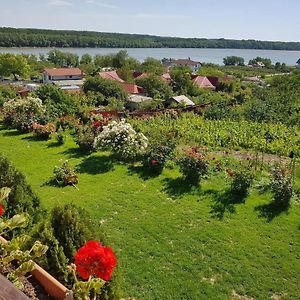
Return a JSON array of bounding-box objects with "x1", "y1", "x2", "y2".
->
[{"x1": 0, "y1": 47, "x2": 300, "y2": 65}]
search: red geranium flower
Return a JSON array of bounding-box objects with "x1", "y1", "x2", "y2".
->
[
  {"x1": 74, "y1": 241, "x2": 116, "y2": 281},
  {"x1": 0, "y1": 204, "x2": 4, "y2": 217}
]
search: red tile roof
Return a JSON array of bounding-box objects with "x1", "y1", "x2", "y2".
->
[
  {"x1": 133, "y1": 71, "x2": 148, "y2": 79},
  {"x1": 98, "y1": 70, "x2": 124, "y2": 82},
  {"x1": 193, "y1": 76, "x2": 215, "y2": 89},
  {"x1": 44, "y1": 68, "x2": 83, "y2": 77},
  {"x1": 161, "y1": 73, "x2": 172, "y2": 83},
  {"x1": 119, "y1": 82, "x2": 145, "y2": 94}
]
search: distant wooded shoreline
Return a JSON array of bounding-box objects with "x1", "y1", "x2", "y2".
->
[{"x1": 1, "y1": 27, "x2": 300, "y2": 51}]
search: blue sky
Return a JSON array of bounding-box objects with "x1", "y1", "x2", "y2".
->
[{"x1": 0, "y1": 0, "x2": 299, "y2": 41}]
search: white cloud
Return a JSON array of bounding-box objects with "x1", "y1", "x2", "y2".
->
[
  {"x1": 84, "y1": 0, "x2": 118, "y2": 9},
  {"x1": 47, "y1": 0, "x2": 72, "y2": 6}
]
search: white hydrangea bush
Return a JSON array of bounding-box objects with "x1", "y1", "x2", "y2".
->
[{"x1": 93, "y1": 119, "x2": 148, "y2": 160}]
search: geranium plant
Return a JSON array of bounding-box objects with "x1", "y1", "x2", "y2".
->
[
  {"x1": 68, "y1": 240, "x2": 117, "y2": 300},
  {"x1": 0, "y1": 187, "x2": 48, "y2": 289}
]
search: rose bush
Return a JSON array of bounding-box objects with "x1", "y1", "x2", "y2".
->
[
  {"x1": 93, "y1": 119, "x2": 148, "y2": 161},
  {"x1": 32, "y1": 122, "x2": 56, "y2": 140},
  {"x1": 177, "y1": 147, "x2": 209, "y2": 184},
  {"x1": 3, "y1": 97, "x2": 46, "y2": 132}
]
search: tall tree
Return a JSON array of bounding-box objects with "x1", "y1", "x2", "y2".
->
[{"x1": 0, "y1": 53, "x2": 30, "y2": 80}]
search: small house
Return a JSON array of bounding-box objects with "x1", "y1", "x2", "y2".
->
[
  {"x1": 166, "y1": 95, "x2": 195, "y2": 107},
  {"x1": 127, "y1": 95, "x2": 153, "y2": 110},
  {"x1": 43, "y1": 68, "x2": 84, "y2": 84},
  {"x1": 163, "y1": 58, "x2": 201, "y2": 73},
  {"x1": 192, "y1": 76, "x2": 215, "y2": 89},
  {"x1": 296, "y1": 59, "x2": 300, "y2": 69}
]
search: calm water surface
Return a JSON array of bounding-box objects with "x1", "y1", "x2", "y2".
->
[{"x1": 0, "y1": 47, "x2": 299, "y2": 65}]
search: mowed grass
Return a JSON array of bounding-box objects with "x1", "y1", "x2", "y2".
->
[{"x1": 0, "y1": 127, "x2": 300, "y2": 300}]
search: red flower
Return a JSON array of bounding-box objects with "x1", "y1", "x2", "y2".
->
[
  {"x1": 74, "y1": 241, "x2": 116, "y2": 281},
  {"x1": 151, "y1": 159, "x2": 158, "y2": 165},
  {"x1": 0, "y1": 204, "x2": 4, "y2": 217}
]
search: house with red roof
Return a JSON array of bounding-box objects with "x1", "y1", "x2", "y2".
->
[
  {"x1": 43, "y1": 68, "x2": 83, "y2": 84},
  {"x1": 192, "y1": 75, "x2": 215, "y2": 89},
  {"x1": 98, "y1": 70, "x2": 124, "y2": 82},
  {"x1": 119, "y1": 82, "x2": 145, "y2": 94},
  {"x1": 163, "y1": 58, "x2": 201, "y2": 73},
  {"x1": 133, "y1": 71, "x2": 173, "y2": 84}
]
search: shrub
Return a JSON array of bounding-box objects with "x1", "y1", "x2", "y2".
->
[
  {"x1": 0, "y1": 155, "x2": 44, "y2": 228},
  {"x1": 50, "y1": 204, "x2": 97, "y2": 260},
  {"x1": 3, "y1": 97, "x2": 46, "y2": 132},
  {"x1": 75, "y1": 116, "x2": 108, "y2": 151},
  {"x1": 56, "y1": 129, "x2": 66, "y2": 145},
  {"x1": 34, "y1": 84, "x2": 80, "y2": 118},
  {"x1": 94, "y1": 119, "x2": 148, "y2": 161},
  {"x1": 228, "y1": 169, "x2": 254, "y2": 199},
  {"x1": 143, "y1": 135, "x2": 176, "y2": 174},
  {"x1": 270, "y1": 165, "x2": 293, "y2": 208},
  {"x1": 29, "y1": 221, "x2": 69, "y2": 284},
  {"x1": 32, "y1": 122, "x2": 56, "y2": 140},
  {"x1": 53, "y1": 160, "x2": 78, "y2": 186},
  {"x1": 56, "y1": 115, "x2": 79, "y2": 131},
  {"x1": 177, "y1": 147, "x2": 209, "y2": 184}
]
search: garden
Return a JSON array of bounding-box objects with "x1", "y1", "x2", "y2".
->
[
  {"x1": 0, "y1": 107, "x2": 299, "y2": 299},
  {"x1": 0, "y1": 56, "x2": 299, "y2": 299}
]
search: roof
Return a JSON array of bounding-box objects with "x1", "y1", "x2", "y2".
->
[
  {"x1": 170, "y1": 95, "x2": 195, "y2": 106},
  {"x1": 98, "y1": 70, "x2": 124, "y2": 82},
  {"x1": 297, "y1": 59, "x2": 300, "y2": 64},
  {"x1": 133, "y1": 71, "x2": 148, "y2": 79},
  {"x1": 44, "y1": 68, "x2": 83, "y2": 77},
  {"x1": 128, "y1": 95, "x2": 153, "y2": 103},
  {"x1": 119, "y1": 82, "x2": 145, "y2": 94},
  {"x1": 193, "y1": 76, "x2": 215, "y2": 89},
  {"x1": 161, "y1": 73, "x2": 172, "y2": 83},
  {"x1": 164, "y1": 59, "x2": 201, "y2": 67}
]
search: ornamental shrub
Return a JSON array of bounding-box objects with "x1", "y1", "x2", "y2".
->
[
  {"x1": 50, "y1": 204, "x2": 97, "y2": 260},
  {"x1": 177, "y1": 147, "x2": 209, "y2": 184},
  {"x1": 29, "y1": 221, "x2": 69, "y2": 284},
  {"x1": 143, "y1": 135, "x2": 177, "y2": 174},
  {"x1": 93, "y1": 119, "x2": 148, "y2": 161},
  {"x1": 270, "y1": 165, "x2": 293, "y2": 208},
  {"x1": 53, "y1": 160, "x2": 78, "y2": 186},
  {"x1": 75, "y1": 116, "x2": 108, "y2": 151},
  {"x1": 228, "y1": 169, "x2": 254, "y2": 199},
  {"x1": 3, "y1": 97, "x2": 46, "y2": 132},
  {"x1": 0, "y1": 155, "x2": 44, "y2": 229},
  {"x1": 32, "y1": 122, "x2": 56, "y2": 140}
]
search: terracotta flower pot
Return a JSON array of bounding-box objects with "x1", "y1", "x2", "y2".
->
[{"x1": 0, "y1": 236, "x2": 73, "y2": 300}]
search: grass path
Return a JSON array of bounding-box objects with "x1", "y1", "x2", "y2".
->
[{"x1": 0, "y1": 127, "x2": 300, "y2": 300}]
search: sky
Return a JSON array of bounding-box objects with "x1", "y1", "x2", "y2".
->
[{"x1": 0, "y1": 0, "x2": 299, "y2": 42}]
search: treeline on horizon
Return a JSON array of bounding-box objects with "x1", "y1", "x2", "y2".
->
[{"x1": 1, "y1": 27, "x2": 300, "y2": 50}]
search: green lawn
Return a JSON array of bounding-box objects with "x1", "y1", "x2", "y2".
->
[{"x1": 0, "y1": 127, "x2": 300, "y2": 300}]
